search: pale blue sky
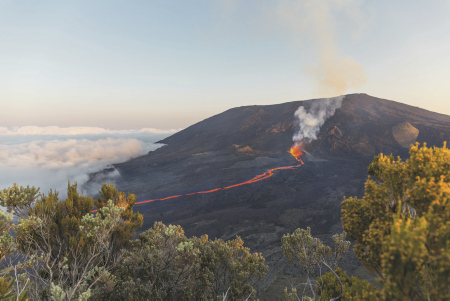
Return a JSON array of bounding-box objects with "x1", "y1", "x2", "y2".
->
[{"x1": 1, "y1": 0, "x2": 450, "y2": 129}]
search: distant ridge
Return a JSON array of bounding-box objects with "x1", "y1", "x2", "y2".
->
[{"x1": 119, "y1": 93, "x2": 449, "y2": 168}]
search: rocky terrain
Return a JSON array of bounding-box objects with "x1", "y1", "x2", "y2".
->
[{"x1": 88, "y1": 93, "x2": 450, "y2": 298}]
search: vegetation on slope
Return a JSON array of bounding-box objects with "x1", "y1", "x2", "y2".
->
[
  {"x1": 0, "y1": 142, "x2": 448, "y2": 300},
  {"x1": 342, "y1": 142, "x2": 450, "y2": 300},
  {"x1": 0, "y1": 183, "x2": 267, "y2": 300},
  {"x1": 279, "y1": 142, "x2": 450, "y2": 300}
]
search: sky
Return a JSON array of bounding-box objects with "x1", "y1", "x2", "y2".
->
[
  {"x1": 1, "y1": 1, "x2": 450, "y2": 195},
  {"x1": 1, "y1": 0, "x2": 450, "y2": 130}
]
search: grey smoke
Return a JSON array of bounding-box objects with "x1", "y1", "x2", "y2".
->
[
  {"x1": 293, "y1": 95, "x2": 344, "y2": 144},
  {"x1": 274, "y1": 0, "x2": 368, "y2": 96}
]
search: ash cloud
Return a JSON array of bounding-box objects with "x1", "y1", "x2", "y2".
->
[
  {"x1": 217, "y1": 0, "x2": 369, "y2": 96},
  {"x1": 274, "y1": 0, "x2": 368, "y2": 96},
  {"x1": 293, "y1": 95, "x2": 344, "y2": 144},
  {"x1": 0, "y1": 126, "x2": 177, "y2": 197}
]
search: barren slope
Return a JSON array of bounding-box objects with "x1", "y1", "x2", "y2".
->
[{"x1": 89, "y1": 93, "x2": 450, "y2": 298}]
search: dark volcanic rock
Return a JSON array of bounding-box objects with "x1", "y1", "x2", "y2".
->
[{"x1": 99, "y1": 94, "x2": 450, "y2": 299}]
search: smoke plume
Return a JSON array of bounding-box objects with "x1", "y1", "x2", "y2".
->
[
  {"x1": 293, "y1": 95, "x2": 344, "y2": 144},
  {"x1": 217, "y1": 1, "x2": 368, "y2": 96},
  {"x1": 275, "y1": 0, "x2": 368, "y2": 96}
]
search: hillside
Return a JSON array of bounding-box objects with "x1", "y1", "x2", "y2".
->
[{"x1": 90, "y1": 93, "x2": 450, "y2": 297}]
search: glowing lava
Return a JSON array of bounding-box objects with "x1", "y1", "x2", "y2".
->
[
  {"x1": 12, "y1": 151, "x2": 304, "y2": 228},
  {"x1": 14, "y1": 149, "x2": 305, "y2": 221},
  {"x1": 127, "y1": 149, "x2": 305, "y2": 208},
  {"x1": 289, "y1": 144, "x2": 303, "y2": 161}
]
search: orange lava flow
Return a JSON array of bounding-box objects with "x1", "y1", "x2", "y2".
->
[
  {"x1": 289, "y1": 144, "x2": 303, "y2": 162},
  {"x1": 10, "y1": 152, "x2": 305, "y2": 229},
  {"x1": 130, "y1": 156, "x2": 305, "y2": 207}
]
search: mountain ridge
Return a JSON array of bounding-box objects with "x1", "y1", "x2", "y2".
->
[
  {"x1": 118, "y1": 93, "x2": 449, "y2": 173},
  {"x1": 89, "y1": 93, "x2": 449, "y2": 297}
]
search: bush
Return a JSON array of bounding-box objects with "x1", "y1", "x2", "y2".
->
[
  {"x1": 342, "y1": 143, "x2": 450, "y2": 299},
  {"x1": 95, "y1": 222, "x2": 268, "y2": 300}
]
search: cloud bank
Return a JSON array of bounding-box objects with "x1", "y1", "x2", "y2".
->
[
  {"x1": 0, "y1": 138, "x2": 149, "y2": 169},
  {"x1": 0, "y1": 126, "x2": 181, "y2": 136},
  {"x1": 0, "y1": 127, "x2": 176, "y2": 197}
]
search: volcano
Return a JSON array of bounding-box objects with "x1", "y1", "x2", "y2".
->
[{"x1": 89, "y1": 93, "x2": 450, "y2": 297}]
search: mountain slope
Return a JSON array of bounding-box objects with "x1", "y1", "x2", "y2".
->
[
  {"x1": 158, "y1": 93, "x2": 449, "y2": 157},
  {"x1": 95, "y1": 93, "x2": 449, "y2": 297}
]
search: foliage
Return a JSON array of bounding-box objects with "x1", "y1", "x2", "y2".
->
[
  {"x1": 0, "y1": 182, "x2": 143, "y2": 300},
  {"x1": 15, "y1": 183, "x2": 94, "y2": 261},
  {"x1": 342, "y1": 142, "x2": 450, "y2": 300},
  {"x1": 94, "y1": 182, "x2": 143, "y2": 251},
  {"x1": 281, "y1": 228, "x2": 350, "y2": 300},
  {"x1": 194, "y1": 230, "x2": 266, "y2": 300},
  {"x1": 0, "y1": 184, "x2": 40, "y2": 218},
  {"x1": 0, "y1": 211, "x2": 14, "y2": 262},
  {"x1": 1, "y1": 182, "x2": 267, "y2": 300},
  {"x1": 17, "y1": 198, "x2": 125, "y2": 300},
  {"x1": 316, "y1": 267, "x2": 376, "y2": 300},
  {"x1": 0, "y1": 277, "x2": 28, "y2": 300},
  {"x1": 0, "y1": 190, "x2": 29, "y2": 301},
  {"x1": 0, "y1": 277, "x2": 16, "y2": 300},
  {"x1": 93, "y1": 222, "x2": 268, "y2": 300}
]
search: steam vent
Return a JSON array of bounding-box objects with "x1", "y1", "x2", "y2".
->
[{"x1": 392, "y1": 122, "x2": 419, "y2": 148}]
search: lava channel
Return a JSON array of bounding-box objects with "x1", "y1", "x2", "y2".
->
[
  {"x1": 130, "y1": 155, "x2": 305, "y2": 208},
  {"x1": 10, "y1": 152, "x2": 305, "y2": 222}
]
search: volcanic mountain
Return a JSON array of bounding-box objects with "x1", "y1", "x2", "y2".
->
[{"x1": 90, "y1": 93, "x2": 450, "y2": 297}]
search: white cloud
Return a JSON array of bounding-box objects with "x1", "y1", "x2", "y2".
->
[
  {"x1": 0, "y1": 127, "x2": 173, "y2": 197},
  {"x1": 0, "y1": 138, "x2": 149, "y2": 169},
  {"x1": 0, "y1": 126, "x2": 181, "y2": 136}
]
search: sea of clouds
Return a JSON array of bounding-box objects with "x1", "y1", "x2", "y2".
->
[{"x1": 0, "y1": 126, "x2": 180, "y2": 198}]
